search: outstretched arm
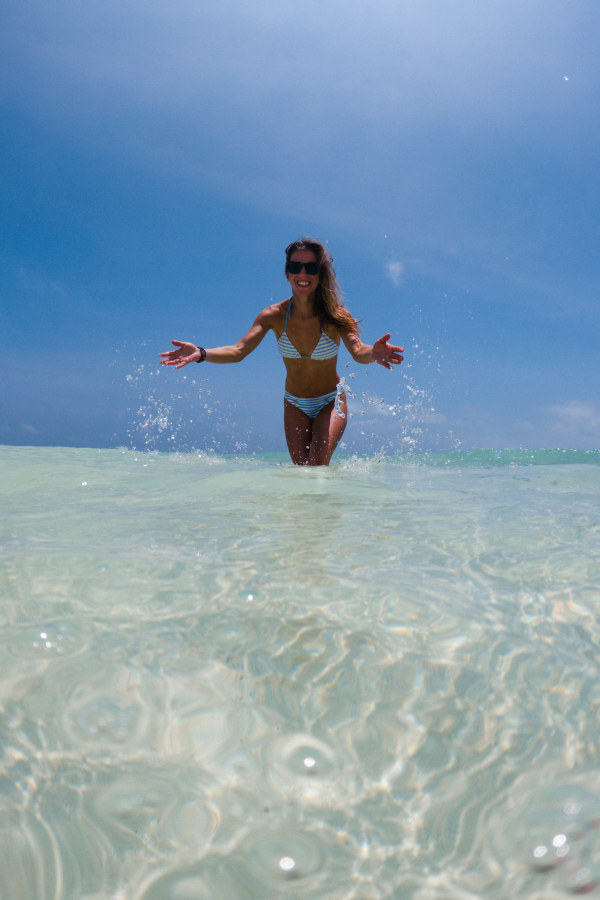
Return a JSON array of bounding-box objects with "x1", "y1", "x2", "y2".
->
[
  {"x1": 160, "y1": 308, "x2": 274, "y2": 369},
  {"x1": 341, "y1": 331, "x2": 404, "y2": 370}
]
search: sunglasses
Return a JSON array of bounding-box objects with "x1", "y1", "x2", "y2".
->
[{"x1": 286, "y1": 261, "x2": 320, "y2": 275}]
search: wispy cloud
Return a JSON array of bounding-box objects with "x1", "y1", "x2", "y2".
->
[
  {"x1": 18, "y1": 267, "x2": 64, "y2": 296},
  {"x1": 548, "y1": 401, "x2": 600, "y2": 448},
  {"x1": 386, "y1": 261, "x2": 404, "y2": 287}
]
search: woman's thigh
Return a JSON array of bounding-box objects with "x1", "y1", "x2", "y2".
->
[
  {"x1": 307, "y1": 393, "x2": 347, "y2": 466},
  {"x1": 284, "y1": 399, "x2": 313, "y2": 465}
]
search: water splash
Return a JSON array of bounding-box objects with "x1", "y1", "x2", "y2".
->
[
  {"x1": 119, "y1": 341, "x2": 456, "y2": 458},
  {"x1": 338, "y1": 369, "x2": 457, "y2": 457},
  {"x1": 334, "y1": 376, "x2": 355, "y2": 419},
  {"x1": 122, "y1": 352, "x2": 226, "y2": 453}
]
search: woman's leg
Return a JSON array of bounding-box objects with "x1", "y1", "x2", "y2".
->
[
  {"x1": 284, "y1": 399, "x2": 313, "y2": 465},
  {"x1": 307, "y1": 393, "x2": 347, "y2": 466}
]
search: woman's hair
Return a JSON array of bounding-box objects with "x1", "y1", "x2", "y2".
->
[{"x1": 285, "y1": 238, "x2": 361, "y2": 334}]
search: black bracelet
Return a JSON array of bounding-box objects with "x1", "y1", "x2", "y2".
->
[{"x1": 195, "y1": 347, "x2": 206, "y2": 363}]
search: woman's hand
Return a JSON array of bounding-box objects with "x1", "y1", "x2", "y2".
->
[
  {"x1": 372, "y1": 334, "x2": 404, "y2": 370},
  {"x1": 159, "y1": 341, "x2": 201, "y2": 368}
]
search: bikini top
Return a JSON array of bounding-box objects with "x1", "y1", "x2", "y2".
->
[{"x1": 277, "y1": 300, "x2": 339, "y2": 361}]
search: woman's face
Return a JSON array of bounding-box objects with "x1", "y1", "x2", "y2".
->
[{"x1": 286, "y1": 249, "x2": 319, "y2": 298}]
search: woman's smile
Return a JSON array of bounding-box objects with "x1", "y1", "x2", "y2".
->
[{"x1": 287, "y1": 250, "x2": 319, "y2": 296}]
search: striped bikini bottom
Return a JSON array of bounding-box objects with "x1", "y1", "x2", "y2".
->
[{"x1": 284, "y1": 390, "x2": 338, "y2": 420}]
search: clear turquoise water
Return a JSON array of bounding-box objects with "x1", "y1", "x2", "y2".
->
[{"x1": 1, "y1": 446, "x2": 600, "y2": 899}]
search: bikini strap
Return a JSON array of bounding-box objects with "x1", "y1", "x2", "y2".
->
[{"x1": 283, "y1": 299, "x2": 292, "y2": 333}]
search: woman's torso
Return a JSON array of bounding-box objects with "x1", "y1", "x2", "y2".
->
[{"x1": 272, "y1": 299, "x2": 341, "y2": 397}]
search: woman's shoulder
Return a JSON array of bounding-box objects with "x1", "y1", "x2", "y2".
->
[{"x1": 256, "y1": 298, "x2": 289, "y2": 325}]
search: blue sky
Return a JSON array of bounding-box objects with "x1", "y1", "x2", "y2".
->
[{"x1": 1, "y1": 0, "x2": 599, "y2": 453}]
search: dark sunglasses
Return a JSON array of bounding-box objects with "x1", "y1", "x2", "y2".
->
[{"x1": 286, "y1": 261, "x2": 320, "y2": 275}]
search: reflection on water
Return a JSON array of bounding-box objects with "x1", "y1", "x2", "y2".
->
[{"x1": 1, "y1": 446, "x2": 600, "y2": 898}]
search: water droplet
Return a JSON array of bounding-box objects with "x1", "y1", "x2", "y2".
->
[
  {"x1": 267, "y1": 734, "x2": 342, "y2": 802},
  {"x1": 11, "y1": 622, "x2": 84, "y2": 659},
  {"x1": 243, "y1": 827, "x2": 323, "y2": 883},
  {"x1": 568, "y1": 866, "x2": 597, "y2": 893},
  {"x1": 491, "y1": 781, "x2": 598, "y2": 880},
  {"x1": 66, "y1": 696, "x2": 144, "y2": 746},
  {"x1": 269, "y1": 735, "x2": 338, "y2": 783},
  {"x1": 92, "y1": 774, "x2": 176, "y2": 831}
]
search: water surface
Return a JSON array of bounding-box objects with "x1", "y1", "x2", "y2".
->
[{"x1": 1, "y1": 446, "x2": 600, "y2": 898}]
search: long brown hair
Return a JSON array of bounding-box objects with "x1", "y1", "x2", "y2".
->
[{"x1": 285, "y1": 238, "x2": 361, "y2": 334}]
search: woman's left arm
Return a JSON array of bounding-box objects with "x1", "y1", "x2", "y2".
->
[{"x1": 341, "y1": 331, "x2": 404, "y2": 370}]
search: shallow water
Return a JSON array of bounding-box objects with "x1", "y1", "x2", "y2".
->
[{"x1": 1, "y1": 446, "x2": 600, "y2": 899}]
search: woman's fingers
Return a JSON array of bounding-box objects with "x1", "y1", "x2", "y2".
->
[
  {"x1": 378, "y1": 340, "x2": 404, "y2": 354},
  {"x1": 165, "y1": 353, "x2": 192, "y2": 367},
  {"x1": 160, "y1": 340, "x2": 198, "y2": 365},
  {"x1": 373, "y1": 333, "x2": 404, "y2": 368},
  {"x1": 160, "y1": 340, "x2": 184, "y2": 357},
  {"x1": 375, "y1": 347, "x2": 404, "y2": 368}
]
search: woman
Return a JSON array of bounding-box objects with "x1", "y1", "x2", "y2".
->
[{"x1": 160, "y1": 238, "x2": 404, "y2": 466}]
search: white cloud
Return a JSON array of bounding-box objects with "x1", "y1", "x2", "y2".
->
[
  {"x1": 548, "y1": 401, "x2": 600, "y2": 448},
  {"x1": 18, "y1": 267, "x2": 63, "y2": 296},
  {"x1": 386, "y1": 261, "x2": 404, "y2": 287}
]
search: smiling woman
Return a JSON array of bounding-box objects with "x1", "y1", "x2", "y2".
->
[{"x1": 160, "y1": 238, "x2": 404, "y2": 465}]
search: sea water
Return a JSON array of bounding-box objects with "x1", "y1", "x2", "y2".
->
[{"x1": 1, "y1": 445, "x2": 600, "y2": 900}]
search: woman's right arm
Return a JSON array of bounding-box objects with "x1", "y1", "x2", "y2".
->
[{"x1": 160, "y1": 307, "x2": 275, "y2": 369}]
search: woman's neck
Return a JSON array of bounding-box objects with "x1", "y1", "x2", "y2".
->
[{"x1": 290, "y1": 291, "x2": 316, "y2": 319}]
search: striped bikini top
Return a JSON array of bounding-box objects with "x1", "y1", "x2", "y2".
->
[{"x1": 277, "y1": 300, "x2": 339, "y2": 361}]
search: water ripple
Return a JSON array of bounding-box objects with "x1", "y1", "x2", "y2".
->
[
  {"x1": 3, "y1": 451, "x2": 600, "y2": 898},
  {"x1": 9, "y1": 620, "x2": 86, "y2": 660}
]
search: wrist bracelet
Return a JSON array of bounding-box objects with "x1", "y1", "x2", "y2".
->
[{"x1": 196, "y1": 347, "x2": 206, "y2": 363}]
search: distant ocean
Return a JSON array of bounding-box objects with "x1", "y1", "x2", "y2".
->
[{"x1": 1, "y1": 445, "x2": 600, "y2": 899}]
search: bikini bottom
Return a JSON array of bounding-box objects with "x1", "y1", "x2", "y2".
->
[{"x1": 284, "y1": 390, "x2": 338, "y2": 420}]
